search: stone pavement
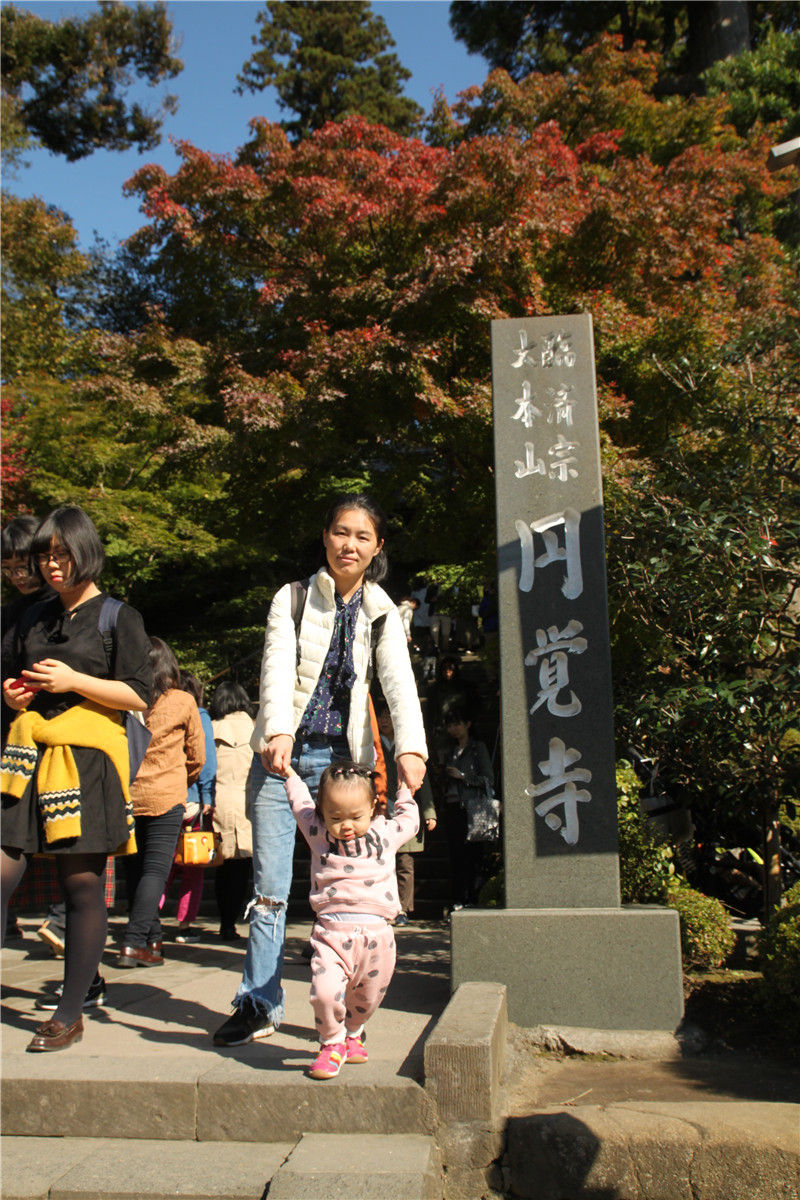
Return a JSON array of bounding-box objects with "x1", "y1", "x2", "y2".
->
[{"x1": 2, "y1": 913, "x2": 799, "y2": 1199}]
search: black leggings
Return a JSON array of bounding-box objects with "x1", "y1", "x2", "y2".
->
[
  {"x1": 1, "y1": 846, "x2": 108, "y2": 1025},
  {"x1": 215, "y1": 857, "x2": 252, "y2": 931},
  {"x1": 122, "y1": 805, "x2": 184, "y2": 947}
]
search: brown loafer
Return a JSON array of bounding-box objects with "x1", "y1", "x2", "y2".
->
[
  {"x1": 27, "y1": 1016, "x2": 83, "y2": 1052},
  {"x1": 116, "y1": 944, "x2": 164, "y2": 968}
]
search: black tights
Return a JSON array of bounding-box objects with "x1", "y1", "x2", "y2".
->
[
  {"x1": 0, "y1": 847, "x2": 107, "y2": 1024},
  {"x1": 55, "y1": 854, "x2": 108, "y2": 1024},
  {"x1": 0, "y1": 847, "x2": 29, "y2": 946}
]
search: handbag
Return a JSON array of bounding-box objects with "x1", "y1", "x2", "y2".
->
[
  {"x1": 174, "y1": 828, "x2": 222, "y2": 867},
  {"x1": 464, "y1": 777, "x2": 501, "y2": 843}
]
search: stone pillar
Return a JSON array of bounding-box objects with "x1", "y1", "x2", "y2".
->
[{"x1": 450, "y1": 315, "x2": 684, "y2": 1031}]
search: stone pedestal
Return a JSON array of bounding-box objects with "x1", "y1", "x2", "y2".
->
[{"x1": 450, "y1": 908, "x2": 684, "y2": 1031}]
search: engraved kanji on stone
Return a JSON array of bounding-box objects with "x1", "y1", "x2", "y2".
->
[
  {"x1": 512, "y1": 380, "x2": 542, "y2": 429},
  {"x1": 548, "y1": 433, "x2": 580, "y2": 481},
  {"x1": 514, "y1": 442, "x2": 546, "y2": 479},
  {"x1": 515, "y1": 509, "x2": 583, "y2": 598},
  {"x1": 511, "y1": 329, "x2": 538, "y2": 369},
  {"x1": 540, "y1": 331, "x2": 576, "y2": 368},
  {"x1": 546, "y1": 383, "x2": 576, "y2": 427},
  {"x1": 525, "y1": 620, "x2": 587, "y2": 717},
  {"x1": 525, "y1": 737, "x2": 592, "y2": 846}
]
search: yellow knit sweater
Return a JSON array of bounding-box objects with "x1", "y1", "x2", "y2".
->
[{"x1": 1, "y1": 702, "x2": 136, "y2": 854}]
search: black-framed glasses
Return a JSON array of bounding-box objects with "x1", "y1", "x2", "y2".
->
[
  {"x1": 1, "y1": 563, "x2": 32, "y2": 579},
  {"x1": 37, "y1": 549, "x2": 71, "y2": 567}
]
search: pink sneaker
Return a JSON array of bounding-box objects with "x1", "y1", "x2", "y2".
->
[
  {"x1": 309, "y1": 1043, "x2": 346, "y2": 1079},
  {"x1": 345, "y1": 1034, "x2": 368, "y2": 1064}
]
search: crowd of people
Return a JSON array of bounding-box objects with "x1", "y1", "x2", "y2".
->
[{"x1": 1, "y1": 496, "x2": 499, "y2": 1076}]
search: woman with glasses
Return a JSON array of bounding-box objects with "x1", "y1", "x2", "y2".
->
[
  {"x1": 1, "y1": 506, "x2": 152, "y2": 1052},
  {"x1": 213, "y1": 493, "x2": 427, "y2": 1048},
  {"x1": 1, "y1": 516, "x2": 51, "y2": 749}
]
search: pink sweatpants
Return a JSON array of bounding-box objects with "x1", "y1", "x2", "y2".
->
[
  {"x1": 160, "y1": 864, "x2": 204, "y2": 925},
  {"x1": 309, "y1": 916, "x2": 396, "y2": 1044}
]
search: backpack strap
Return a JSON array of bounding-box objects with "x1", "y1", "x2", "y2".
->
[
  {"x1": 97, "y1": 596, "x2": 123, "y2": 673},
  {"x1": 289, "y1": 578, "x2": 386, "y2": 681},
  {"x1": 366, "y1": 612, "x2": 386, "y2": 684},
  {"x1": 289, "y1": 578, "x2": 311, "y2": 671}
]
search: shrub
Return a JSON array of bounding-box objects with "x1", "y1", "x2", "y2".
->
[
  {"x1": 666, "y1": 878, "x2": 735, "y2": 969},
  {"x1": 761, "y1": 880, "x2": 800, "y2": 1027},
  {"x1": 616, "y1": 761, "x2": 674, "y2": 903}
]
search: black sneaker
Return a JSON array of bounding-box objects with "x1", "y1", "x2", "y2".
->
[
  {"x1": 35, "y1": 976, "x2": 107, "y2": 1011},
  {"x1": 213, "y1": 999, "x2": 274, "y2": 1046}
]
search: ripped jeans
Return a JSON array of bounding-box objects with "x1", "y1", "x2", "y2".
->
[{"x1": 234, "y1": 733, "x2": 349, "y2": 1027}]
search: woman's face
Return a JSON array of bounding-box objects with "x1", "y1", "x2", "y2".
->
[
  {"x1": 36, "y1": 538, "x2": 73, "y2": 593},
  {"x1": 323, "y1": 507, "x2": 383, "y2": 588},
  {"x1": 1, "y1": 554, "x2": 38, "y2": 596}
]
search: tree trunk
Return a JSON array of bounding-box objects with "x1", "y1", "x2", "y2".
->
[
  {"x1": 686, "y1": 1, "x2": 750, "y2": 79},
  {"x1": 762, "y1": 809, "x2": 783, "y2": 927}
]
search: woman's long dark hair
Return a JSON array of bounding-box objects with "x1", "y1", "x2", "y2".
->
[
  {"x1": 321, "y1": 493, "x2": 388, "y2": 584},
  {"x1": 149, "y1": 637, "x2": 180, "y2": 699}
]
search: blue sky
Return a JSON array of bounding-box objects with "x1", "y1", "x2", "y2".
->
[{"x1": 6, "y1": 0, "x2": 486, "y2": 249}]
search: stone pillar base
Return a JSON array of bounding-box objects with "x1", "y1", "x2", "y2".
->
[{"x1": 451, "y1": 906, "x2": 684, "y2": 1032}]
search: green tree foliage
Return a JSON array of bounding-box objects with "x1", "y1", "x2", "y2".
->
[
  {"x1": 237, "y1": 0, "x2": 422, "y2": 141},
  {"x1": 703, "y1": 26, "x2": 800, "y2": 140},
  {"x1": 1, "y1": 193, "x2": 89, "y2": 379},
  {"x1": 1, "y1": 0, "x2": 182, "y2": 162},
  {"x1": 449, "y1": 1, "x2": 798, "y2": 89},
  {"x1": 616, "y1": 761, "x2": 675, "y2": 903}
]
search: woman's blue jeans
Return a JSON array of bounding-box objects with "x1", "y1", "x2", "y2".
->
[{"x1": 233, "y1": 733, "x2": 348, "y2": 1027}]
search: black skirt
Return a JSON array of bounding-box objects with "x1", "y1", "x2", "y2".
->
[{"x1": 1, "y1": 746, "x2": 131, "y2": 857}]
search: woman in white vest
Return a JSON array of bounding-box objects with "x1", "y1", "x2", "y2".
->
[{"x1": 212, "y1": 494, "x2": 427, "y2": 1047}]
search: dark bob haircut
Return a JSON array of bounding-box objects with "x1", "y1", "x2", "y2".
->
[
  {"x1": 208, "y1": 681, "x2": 253, "y2": 721},
  {"x1": 321, "y1": 493, "x2": 388, "y2": 584},
  {"x1": 2, "y1": 515, "x2": 40, "y2": 560},
  {"x1": 30, "y1": 506, "x2": 105, "y2": 587},
  {"x1": 149, "y1": 637, "x2": 180, "y2": 700}
]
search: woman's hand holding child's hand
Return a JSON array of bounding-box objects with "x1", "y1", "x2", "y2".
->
[
  {"x1": 445, "y1": 765, "x2": 464, "y2": 780},
  {"x1": 262, "y1": 733, "x2": 293, "y2": 776},
  {"x1": 397, "y1": 753, "x2": 426, "y2": 793}
]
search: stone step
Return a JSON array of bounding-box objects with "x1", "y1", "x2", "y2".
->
[
  {"x1": 2, "y1": 1055, "x2": 435, "y2": 1143},
  {"x1": 1, "y1": 1133, "x2": 443, "y2": 1200},
  {"x1": 266, "y1": 1133, "x2": 442, "y2": 1199},
  {"x1": 1, "y1": 1136, "x2": 295, "y2": 1200}
]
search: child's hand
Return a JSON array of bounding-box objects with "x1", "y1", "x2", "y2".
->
[
  {"x1": 3, "y1": 677, "x2": 36, "y2": 711},
  {"x1": 283, "y1": 764, "x2": 296, "y2": 778},
  {"x1": 425, "y1": 818, "x2": 437, "y2": 832}
]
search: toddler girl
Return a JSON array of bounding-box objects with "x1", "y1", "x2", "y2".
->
[{"x1": 286, "y1": 760, "x2": 419, "y2": 1079}]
